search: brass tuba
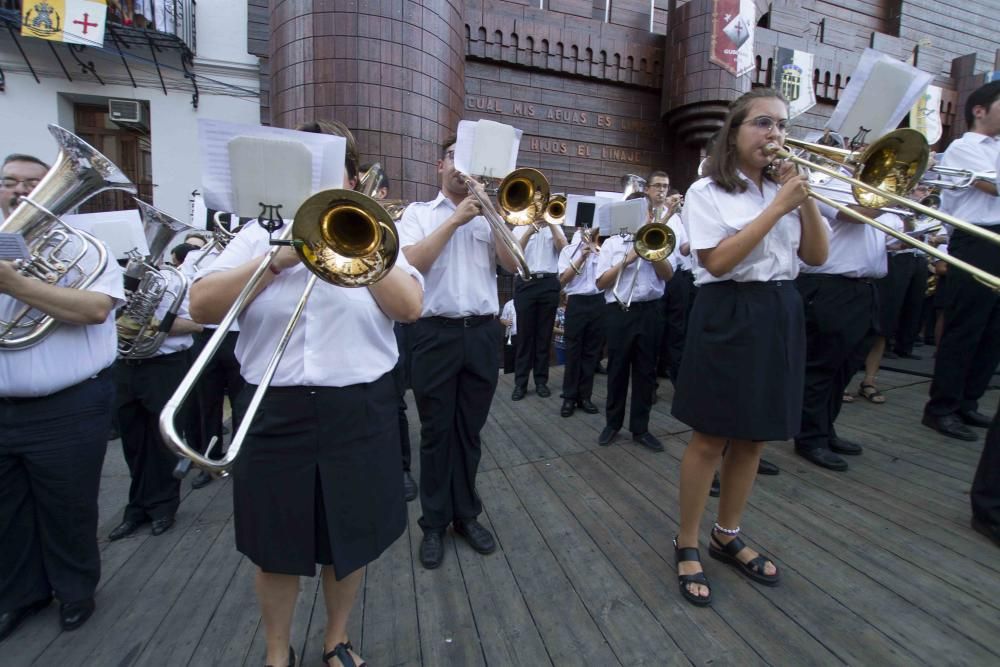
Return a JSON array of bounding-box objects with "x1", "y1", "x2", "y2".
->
[
  {"x1": 0, "y1": 125, "x2": 136, "y2": 350},
  {"x1": 116, "y1": 200, "x2": 195, "y2": 359}
]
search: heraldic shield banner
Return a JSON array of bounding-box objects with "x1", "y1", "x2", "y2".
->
[
  {"x1": 774, "y1": 48, "x2": 817, "y2": 119},
  {"x1": 21, "y1": 0, "x2": 108, "y2": 46},
  {"x1": 709, "y1": 0, "x2": 755, "y2": 78}
]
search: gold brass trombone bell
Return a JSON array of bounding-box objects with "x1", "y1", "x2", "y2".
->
[{"x1": 498, "y1": 168, "x2": 550, "y2": 226}]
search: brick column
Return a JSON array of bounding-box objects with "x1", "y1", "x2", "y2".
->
[{"x1": 270, "y1": 0, "x2": 466, "y2": 201}]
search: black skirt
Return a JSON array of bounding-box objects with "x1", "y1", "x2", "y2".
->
[
  {"x1": 233, "y1": 373, "x2": 406, "y2": 578},
  {"x1": 671, "y1": 280, "x2": 806, "y2": 441}
]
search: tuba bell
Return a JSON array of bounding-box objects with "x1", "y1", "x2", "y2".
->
[
  {"x1": 116, "y1": 200, "x2": 195, "y2": 359},
  {"x1": 0, "y1": 125, "x2": 136, "y2": 350}
]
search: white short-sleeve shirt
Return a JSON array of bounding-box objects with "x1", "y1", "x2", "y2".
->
[
  {"x1": 940, "y1": 133, "x2": 1000, "y2": 226},
  {"x1": 596, "y1": 234, "x2": 666, "y2": 304},
  {"x1": 398, "y1": 192, "x2": 499, "y2": 318},
  {"x1": 512, "y1": 225, "x2": 560, "y2": 273},
  {"x1": 665, "y1": 214, "x2": 692, "y2": 271},
  {"x1": 197, "y1": 220, "x2": 423, "y2": 387},
  {"x1": 557, "y1": 233, "x2": 602, "y2": 296},
  {"x1": 0, "y1": 243, "x2": 125, "y2": 397},
  {"x1": 684, "y1": 174, "x2": 805, "y2": 285}
]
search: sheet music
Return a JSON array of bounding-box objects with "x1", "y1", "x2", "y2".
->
[
  {"x1": 598, "y1": 198, "x2": 647, "y2": 237},
  {"x1": 0, "y1": 233, "x2": 31, "y2": 261},
  {"x1": 62, "y1": 209, "x2": 147, "y2": 260},
  {"x1": 454, "y1": 119, "x2": 522, "y2": 178}
]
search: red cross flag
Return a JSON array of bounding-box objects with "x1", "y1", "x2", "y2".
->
[{"x1": 21, "y1": 0, "x2": 108, "y2": 46}]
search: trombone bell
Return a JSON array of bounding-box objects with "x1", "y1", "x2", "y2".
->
[
  {"x1": 498, "y1": 168, "x2": 550, "y2": 226},
  {"x1": 543, "y1": 194, "x2": 567, "y2": 226},
  {"x1": 634, "y1": 223, "x2": 676, "y2": 263}
]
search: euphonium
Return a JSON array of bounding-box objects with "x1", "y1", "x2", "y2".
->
[
  {"x1": 117, "y1": 200, "x2": 195, "y2": 359},
  {"x1": 0, "y1": 125, "x2": 136, "y2": 350}
]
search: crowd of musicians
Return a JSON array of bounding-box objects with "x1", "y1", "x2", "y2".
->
[{"x1": 1, "y1": 82, "x2": 998, "y2": 665}]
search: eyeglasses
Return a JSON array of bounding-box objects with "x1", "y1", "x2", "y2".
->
[
  {"x1": 443, "y1": 150, "x2": 456, "y2": 161},
  {"x1": 647, "y1": 183, "x2": 669, "y2": 190},
  {"x1": 741, "y1": 116, "x2": 790, "y2": 133},
  {"x1": 1, "y1": 177, "x2": 42, "y2": 189}
]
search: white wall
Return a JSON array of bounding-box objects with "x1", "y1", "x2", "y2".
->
[{"x1": 0, "y1": 4, "x2": 262, "y2": 225}]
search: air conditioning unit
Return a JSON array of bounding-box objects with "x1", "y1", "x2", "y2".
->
[{"x1": 108, "y1": 99, "x2": 150, "y2": 131}]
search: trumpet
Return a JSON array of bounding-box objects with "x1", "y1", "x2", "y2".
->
[{"x1": 161, "y1": 189, "x2": 399, "y2": 477}]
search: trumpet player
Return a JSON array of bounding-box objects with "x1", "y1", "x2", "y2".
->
[
  {"x1": 557, "y1": 225, "x2": 603, "y2": 417},
  {"x1": 510, "y1": 204, "x2": 568, "y2": 401},
  {"x1": 0, "y1": 153, "x2": 123, "y2": 639},
  {"x1": 595, "y1": 191, "x2": 673, "y2": 451}
]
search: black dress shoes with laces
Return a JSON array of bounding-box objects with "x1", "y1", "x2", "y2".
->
[
  {"x1": 420, "y1": 530, "x2": 445, "y2": 569},
  {"x1": 632, "y1": 432, "x2": 664, "y2": 452},
  {"x1": 796, "y1": 447, "x2": 848, "y2": 471},
  {"x1": 830, "y1": 437, "x2": 863, "y2": 456},
  {"x1": 756, "y1": 458, "x2": 780, "y2": 475},
  {"x1": 108, "y1": 518, "x2": 147, "y2": 541},
  {"x1": 922, "y1": 413, "x2": 977, "y2": 441},
  {"x1": 454, "y1": 519, "x2": 497, "y2": 554},
  {"x1": 958, "y1": 410, "x2": 992, "y2": 428},
  {"x1": 535, "y1": 383, "x2": 551, "y2": 398},
  {"x1": 511, "y1": 386, "x2": 527, "y2": 401},
  {"x1": 59, "y1": 598, "x2": 95, "y2": 631},
  {"x1": 0, "y1": 596, "x2": 52, "y2": 642},
  {"x1": 560, "y1": 399, "x2": 575, "y2": 417},
  {"x1": 598, "y1": 426, "x2": 619, "y2": 446},
  {"x1": 403, "y1": 471, "x2": 418, "y2": 502},
  {"x1": 577, "y1": 398, "x2": 599, "y2": 414},
  {"x1": 151, "y1": 516, "x2": 175, "y2": 536}
]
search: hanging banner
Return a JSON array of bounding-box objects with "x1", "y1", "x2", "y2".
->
[
  {"x1": 21, "y1": 0, "x2": 108, "y2": 46},
  {"x1": 774, "y1": 48, "x2": 816, "y2": 118},
  {"x1": 709, "y1": 0, "x2": 755, "y2": 78},
  {"x1": 910, "y1": 85, "x2": 943, "y2": 145}
]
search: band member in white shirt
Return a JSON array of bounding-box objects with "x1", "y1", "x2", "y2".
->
[
  {"x1": 595, "y1": 192, "x2": 673, "y2": 450},
  {"x1": 399, "y1": 136, "x2": 519, "y2": 571},
  {"x1": 193, "y1": 120, "x2": 423, "y2": 667},
  {"x1": 108, "y1": 272, "x2": 202, "y2": 541},
  {"x1": 557, "y1": 226, "x2": 604, "y2": 417},
  {"x1": 0, "y1": 187, "x2": 124, "y2": 638},
  {"x1": 1, "y1": 153, "x2": 48, "y2": 220},
  {"x1": 671, "y1": 89, "x2": 828, "y2": 606},
  {"x1": 923, "y1": 80, "x2": 1000, "y2": 442},
  {"x1": 510, "y1": 210, "x2": 567, "y2": 400}
]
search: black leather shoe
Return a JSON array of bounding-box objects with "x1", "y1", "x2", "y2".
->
[
  {"x1": 922, "y1": 413, "x2": 977, "y2": 441},
  {"x1": 577, "y1": 398, "x2": 599, "y2": 414},
  {"x1": 757, "y1": 458, "x2": 780, "y2": 475},
  {"x1": 598, "y1": 426, "x2": 619, "y2": 446},
  {"x1": 191, "y1": 470, "x2": 214, "y2": 489},
  {"x1": 958, "y1": 410, "x2": 992, "y2": 428},
  {"x1": 151, "y1": 516, "x2": 175, "y2": 536},
  {"x1": 633, "y1": 432, "x2": 664, "y2": 452},
  {"x1": 453, "y1": 519, "x2": 496, "y2": 554},
  {"x1": 560, "y1": 399, "x2": 575, "y2": 418},
  {"x1": 709, "y1": 473, "x2": 721, "y2": 498},
  {"x1": 59, "y1": 598, "x2": 94, "y2": 632},
  {"x1": 403, "y1": 471, "x2": 418, "y2": 502},
  {"x1": 420, "y1": 530, "x2": 445, "y2": 569},
  {"x1": 971, "y1": 516, "x2": 1000, "y2": 548},
  {"x1": 536, "y1": 383, "x2": 551, "y2": 398},
  {"x1": 511, "y1": 386, "x2": 526, "y2": 401},
  {"x1": 0, "y1": 596, "x2": 52, "y2": 642},
  {"x1": 897, "y1": 351, "x2": 922, "y2": 360},
  {"x1": 830, "y1": 437, "x2": 863, "y2": 456},
  {"x1": 108, "y1": 518, "x2": 146, "y2": 541},
  {"x1": 595, "y1": 362, "x2": 607, "y2": 375},
  {"x1": 796, "y1": 447, "x2": 848, "y2": 471}
]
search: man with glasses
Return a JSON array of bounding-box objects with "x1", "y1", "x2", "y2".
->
[{"x1": 1, "y1": 154, "x2": 48, "y2": 221}]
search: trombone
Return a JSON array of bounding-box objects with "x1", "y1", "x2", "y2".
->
[
  {"x1": 160, "y1": 189, "x2": 400, "y2": 477},
  {"x1": 459, "y1": 172, "x2": 532, "y2": 279},
  {"x1": 922, "y1": 166, "x2": 997, "y2": 190},
  {"x1": 769, "y1": 130, "x2": 1000, "y2": 291},
  {"x1": 612, "y1": 222, "x2": 676, "y2": 310}
]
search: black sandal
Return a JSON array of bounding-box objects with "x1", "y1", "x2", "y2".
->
[
  {"x1": 708, "y1": 529, "x2": 780, "y2": 586},
  {"x1": 265, "y1": 646, "x2": 295, "y2": 667},
  {"x1": 673, "y1": 537, "x2": 712, "y2": 606},
  {"x1": 323, "y1": 641, "x2": 366, "y2": 667}
]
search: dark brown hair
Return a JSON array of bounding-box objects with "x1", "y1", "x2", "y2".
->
[
  {"x1": 705, "y1": 88, "x2": 788, "y2": 193},
  {"x1": 440, "y1": 135, "x2": 457, "y2": 159},
  {"x1": 965, "y1": 80, "x2": 1000, "y2": 128},
  {"x1": 2, "y1": 153, "x2": 49, "y2": 171},
  {"x1": 296, "y1": 120, "x2": 360, "y2": 184},
  {"x1": 647, "y1": 170, "x2": 669, "y2": 183}
]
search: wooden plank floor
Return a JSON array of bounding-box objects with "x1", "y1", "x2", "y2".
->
[{"x1": 6, "y1": 366, "x2": 1000, "y2": 666}]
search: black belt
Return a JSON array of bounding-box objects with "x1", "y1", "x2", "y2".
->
[
  {"x1": 119, "y1": 349, "x2": 189, "y2": 367},
  {"x1": 567, "y1": 293, "x2": 604, "y2": 301},
  {"x1": 423, "y1": 315, "x2": 496, "y2": 328},
  {"x1": 520, "y1": 272, "x2": 557, "y2": 280},
  {"x1": 1, "y1": 366, "x2": 112, "y2": 405},
  {"x1": 800, "y1": 273, "x2": 875, "y2": 284}
]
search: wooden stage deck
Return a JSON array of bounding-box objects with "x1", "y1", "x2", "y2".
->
[{"x1": 6, "y1": 366, "x2": 1000, "y2": 666}]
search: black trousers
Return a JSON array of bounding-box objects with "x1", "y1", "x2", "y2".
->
[
  {"x1": 115, "y1": 352, "x2": 189, "y2": 522},
  {"x1": 513, "y1": 275, "x2": 560, "y2": 388},
  {"x1": 657, "y1": 268, "x2": 696, "y2": 384},
  {"x1": 0, "y1": 369, "x2": 113, "y2": 611},
  {"x1": 927, "y1": 225, "x2": 1000, "y2": 417},
  {"x1": 892, "y1": 254, "x2": 927, "y2": 355},
  {"x1": 191, "y1": 329, "x2": 245, "y2": 456},
  {"x1": 561, "y1": 294, "x2": 605, "y2": 401},
  {"x1": 605, "y1": 300, "x2": 661, "y2": 434},
  {"x1": 393, "y1": 323, "x2": 412, "y2": 472},
  {"x1": 503, "y1": 335, "x2": 517, "y2": 374},
  {"x1": 794, "y1": 274, "x2": 878, "y2": 452},
  {"x1": 411, "y1": 317, "x2": 501, "y2": 531},
  {"x1": 972, "y1": 399, "x2": 1000, "y2": 525}
]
